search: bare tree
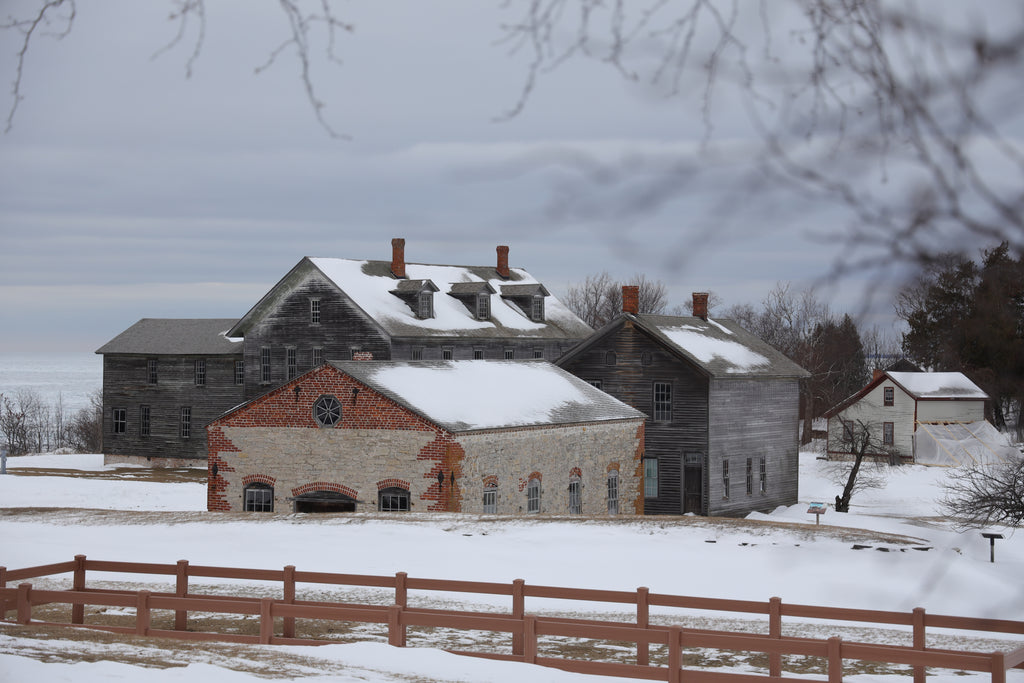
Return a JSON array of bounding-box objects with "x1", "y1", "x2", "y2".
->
[
  {"x1": 2, "y1": 0, "x2": 353, "y2": 136},
  {"x1": 828, "y1": 418, "x2": 894, "y2": 513},
  {"x1": 563, "y1": 271, "x2": 668, "y2": 328},
  {"x1": 496, "y1": 1, "x2": 1024, "y2": 284},
  {"x1": 941, "y1": 456, "x2": 1024, "y2": 529}
]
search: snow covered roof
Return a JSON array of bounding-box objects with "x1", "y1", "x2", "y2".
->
[
  {"x1": 560, "y1": 313, "x2": 808, "y2": 378},
  {"x1": 228, "y1": 257, "x2": 591, "y2": 341},
  {"x1": 887, "y1": 372, "x2": 988, "y2": 400},
  {"x1": 96, "y1": 319, "x2": 242, "y2": 355},
  {"x1": 330, "y1": 359, "x2": 645, "y2": 432}
]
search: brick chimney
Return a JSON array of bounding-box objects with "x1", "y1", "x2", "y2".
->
[
  {"x1": 872, "y1": 368, "x2": 885, "y2": 381},
  {"x1": 496, "y1": 245, "x2": 510, "y2": 279},
  {"x1": 692, "y1": 292, "x2": 709, "y2": 320},
  {"x1": 391, "y1": 238, "x2": 406, "y2": 278},
  {"x1": 622, "y1": 285, "x2": 640, "y2": 315}
]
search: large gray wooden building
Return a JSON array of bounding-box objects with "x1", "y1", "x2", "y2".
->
[
  {"x1": 556, "y1": 289, "x2": 808, "y2": 517},
  {"x1": 95, "y1": 240, "x2": 591, "y2": 465}
]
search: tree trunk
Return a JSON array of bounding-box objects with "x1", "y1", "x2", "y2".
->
[{"x1": 835, "y1": 442, "x2": 867, "y2": 513}]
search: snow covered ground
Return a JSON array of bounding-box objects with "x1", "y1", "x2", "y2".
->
[{"x1": 1, "y1": 452, "x2": 1021, "y2": 682}]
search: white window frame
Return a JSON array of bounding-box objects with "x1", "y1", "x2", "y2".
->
[
  {"x1": 312, "y1": 347, "x2": 323, "y2": 367},
  {"x1": 418, "y1": 291, "x2": 434, "y2": 319},
  {"x1": 260, "y1": 347, "x2": 272, "y2": 384},
  {"x1": 476, "y1": 293, "x2": 490, "y2": 320},
  {"x1": 759, "y1": 456, "x2": 767, "y2": 494},
  {"x1": 194, "y1": 359, "x2": 206, "y2": 386},
  {"x1": 531, "y1": 295, "x2": 544, "y2": 321},
  {"x1": 139, "y1": 405, "x2": 150, "y2": 438},
  {"x1": 244, "y1": 483, "x2": 274, "y2": 512},
  {"x1": 483, "y1": 484, "x2": 497, "y2": 514},
  {"x1": 568, "y1": 475, "x2": 582, "y2": 514},
  {"x1": 653, "y1": 382, "x2": 672, "y2": 422},
  {"x1": 112, "y1": 407, "x2": 126, "y2": 435},
  {"x1": 644, "y1": 458, "x2": 658, "y2": 498},
  {"x1": 286, "y1": 347, "x2": 297, "y2": 380},
  {"x1": 310, "y1": 298, "x2": 321, "y2": 325},
  {"x1": 526, "y1": 478, "x2": 541, "y2": 513},
  {"x1": 234, "y1": 360, "x2": 245, "y2": 385},
  {"x1": 379, "y1": 487, "x2": 410, "y2": 512},
  {"x1": 180, "y1": 406, "x2": 192, "y2": 439},
  {"x1": 607, "y1": 470, "x2": 619, "y2": 515}
]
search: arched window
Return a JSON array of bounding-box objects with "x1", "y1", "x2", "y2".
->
[
  {"x1": 605, "y1": 351, "x2": 617, "y2": 366},
  {"x1": 378, "y1": 487, "x2": 410, "y2": 512},
  {"x1": 482, "y1": 483, "x2": 497, "y2": 514},
  {"x1": 568, "y1": 474, "x2": 582, "y2": 515},
  {"x1": 526, "y1": 478, "x2": 541, "y2": 513},
  {"x1": 607, "y1": 470, "x2": 619, "y2": 515},
  {"x1": 314, "y1": 395, "x2": 342, "y2": 427},
  {"x1": 243, "y1": 483, "x2": 274, "y2": 512}
]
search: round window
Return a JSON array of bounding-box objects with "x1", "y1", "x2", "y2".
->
[{"x1": 313, "y1": 395, "x2": 342, "y2": 427}]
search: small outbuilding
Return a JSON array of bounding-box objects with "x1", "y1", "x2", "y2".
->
[{"x1": 207, "y1": 360, "x2": 645, "y2": 515}]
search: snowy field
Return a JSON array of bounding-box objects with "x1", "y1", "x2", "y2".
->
[{"x1": 1, "y1": 451, "x2": 1022, "y2": 683}]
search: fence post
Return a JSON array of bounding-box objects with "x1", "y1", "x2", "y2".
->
[
  {"x1": 990, "y1": 651, "x2": 1006, "y2": 683},
  {"x1": 769, "y1": 596, "x2": 782, "y2": 677},
  {"x1": 136, "y1": 590, "x2": 151, "y2": 636},
  {"x1": 668, "y1": 625, "x2": 682, "y2": 683},
  {"x1": 512, "y1": 579, "x2": 525, "y2": 656},
  {"x1": 523, "y1": 615, "x2": 537, "y2": 664},
  {"x1": 282, "y1": 565, "x2": 296, "y2": 639},
  {"x1": 259, "y1": 598, "x2": 274, "y2": 644},
  {"x1": 636, "y1": 586, "x2": 650, "y2": 666},
  {"x1": 827, "y1": 636, "x2": 842, "y2": 683},
  {"x1": 395, "y1": 572, "x2": 407, "y2": 609},
  {"x1": 174, "y1": 560, "x2": 189, "y2": 631},
  {"x1": 0, "y1": 566, "x2": 7, "y2": 619},
  {"x1": 913, "y1": 607, "x2": 926, "y2": 683},
  {"x1": 71, "y1": 554, "x2": 86, "y2": 624},
  {"x1": 388, "y1": 604, "x2": 406, "y2": 647},
  {"x1": 16, "y1": 584, "x2": 31, "y2": 625}
]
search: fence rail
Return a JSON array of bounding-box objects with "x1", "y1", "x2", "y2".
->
[{"x1": 1, "y1": 555, "x2": 1022, "y2": 683}]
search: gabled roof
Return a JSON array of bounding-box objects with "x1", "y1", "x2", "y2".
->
[
  {"x1": 227, "y1": 257, "x2": 591, "y2": 341},
  {"x1": 824, "y1": 371, "x2": 988, "y2": 417},
  {"x1": 329, "y1": 359, "x2": 645, "y2": 433},
  {"x1": 558, "y1": 313, "x2": 809, "y2": 379},
  {"x1": 96, "y1": 319, "x2": 242, "y2": 356}
]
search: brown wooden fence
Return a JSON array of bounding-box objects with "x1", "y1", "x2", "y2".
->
[{"x1": 2, "y1": 555, "x2": 1022, "y2": 683}]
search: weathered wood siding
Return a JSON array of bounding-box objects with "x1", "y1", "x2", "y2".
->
[
  {"x1": 241, "y1": 271, "x2": 391, "y2": 399},
  {"x1": 390, "y1": 338, "x2": 575, "y2": 362},
  {"x1": 102, "y1": 354, "x2": 243, "y2": 463},
  {"x1": 558, "y1": 321, "x2": 709, "y2": 515},
  {"x1": 707, "y1": 378, "x2": 800, "y2": 517}
]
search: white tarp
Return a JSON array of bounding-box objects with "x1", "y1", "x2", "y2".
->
[{"x1": 913, "y1": 421, "x2": 1020, "y2": 466}]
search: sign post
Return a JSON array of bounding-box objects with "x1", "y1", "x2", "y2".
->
[
  {"x1": 1, "y1": 445, "x2": 7, "y2": 475},
  {"x1": 981, "y1": 532, "x2": 1004, "y2": 563},
  {"x1": 807, "y1": 502, "x2": 826, "y2": 525}
]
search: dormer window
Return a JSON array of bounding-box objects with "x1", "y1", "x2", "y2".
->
[
  {"x1": 531, "y1": 295, "x2": 545, "y2": 322},
  {"x1": 476, "y1": 293, "x2": 490, "y2": 320},
  {"x1": 418, "y1": 291, "x2": 434, "y2": 319}
]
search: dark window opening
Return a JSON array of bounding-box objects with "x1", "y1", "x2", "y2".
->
[
  {"x1": 244, "y1": 483, "x2": 274, "y2": 512},
  {"x1": 379, "y1": 487, "x2": 410, "y2": 512}
]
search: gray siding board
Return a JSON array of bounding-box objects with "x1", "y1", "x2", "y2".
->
[
  {"x1": 707, "y1": 378, "x2": 800, "y2": 517},
  {"x1": 102, "y1": 354, "x2": 243, "y2": 462}
]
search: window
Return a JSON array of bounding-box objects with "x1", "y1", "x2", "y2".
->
[
  {"x1": 483, "y1": 484, "x2": 497, "y2": 513},
  {"x1": 504, "y1": 348, "x2": 515, "y2": 360},
  {"x1": 533, "y1": 348, "x2": 544, "y2": 359},
  {"x1": 139, "y1": 405, "x2": 150, "y2": 438},
  {"x1": 883, "y1": 421, "x2": 895, "y2": 445},
  {"x1": 234, "y1": 360, "x2": 245, "y2": 385},
  {"x1": 526, "y1": 478, "x2": 541, "y2": 513},
  {"x1": 411, "y1": 347, "x2": 423, "y2": 361},
  {"x1": 310, "y1": 298, "x2": 321, "y2": 325},
  {"x1": 244, "y1": 483, "x2": 274, "y2": 512},
  {"x1": 286, "y1": 347, "x2": 297, "y2": 380},
  {"x1": 260, "y1": 347, "x2": 271, "y2": 384},
  {"x1": 653, "y1": 382, "x2": 672, "y2": 422},
  {"x1": 442, "y1": 347, "x2": 454, "y2": 360},
  {"x1": 759, "y1": 457, "x2": 767, "y2": 494},
  {"x1": 746, "y1": 458, "x2": 753, "y2": 495},
  {"x1": 476, "y1": 293, "x2": 490, "y2": 320},
  {"x1": 418, "y1": 291, "x2": 434, "y2": 319},
  {"x1": 147, "y1": 359, "x2": 158, "y2": 384},
  {"x1": 180, "y1": 407, "x2": 192, "y2": 439},
  {"x1": 587, "y1": 380, "x2": 603, "y2": 390},
  {"x1": 883, "y1": 386, "x2": 894, "y2": 407},
  {"x1": 312, "y1": 347, "x2": 323, "y2": 367},
  {"x1": 531, "y1": 295, "x2": 545, "y2": 321},
  {"x1": 194, "y1": 359, "x2": 206, "y2": 386},
  {"x1": 568, "y1": 475, "x2": 582, "y2": 514},
  {"x1": 607, "y1": 471, "x2": 619, "y2": 515},
  {"x1": 722, "y1": 460, "x2": 730, "y2": 499},
  {"x1": 644, "y1": 458, "x2": 658, "y2": 498},
  {"x1": 473, "y1": 348, "x2": 484, "y2": 360},
  {"x1": 605, "y1": 351, "x2": 617, "y2": 366},
  {"x1": 379, "y1": 487, "x2": 410, "y2": 512},
  {"x1": 314, "y1": 395, "x2": 342, "y2": 427},
  {"x1": 112, "y1": 408, "x2": 126, "y2": 435}
]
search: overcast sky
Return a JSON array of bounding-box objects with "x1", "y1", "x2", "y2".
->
[{"x1": 0, "y1": 1, "x2": 953, "y2": 352}]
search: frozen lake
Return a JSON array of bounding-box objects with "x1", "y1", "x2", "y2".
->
[{"x1": 0, "y1": 351, "x2": 101, "y2": 414}]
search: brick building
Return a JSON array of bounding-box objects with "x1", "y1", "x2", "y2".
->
[{"x1": 207, "y1": 360, "x2": 645, "y2": 515}]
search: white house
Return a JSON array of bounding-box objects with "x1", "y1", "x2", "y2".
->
[{"x1": 824, "y1": 371, "x2": 989, "y2": 463}]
